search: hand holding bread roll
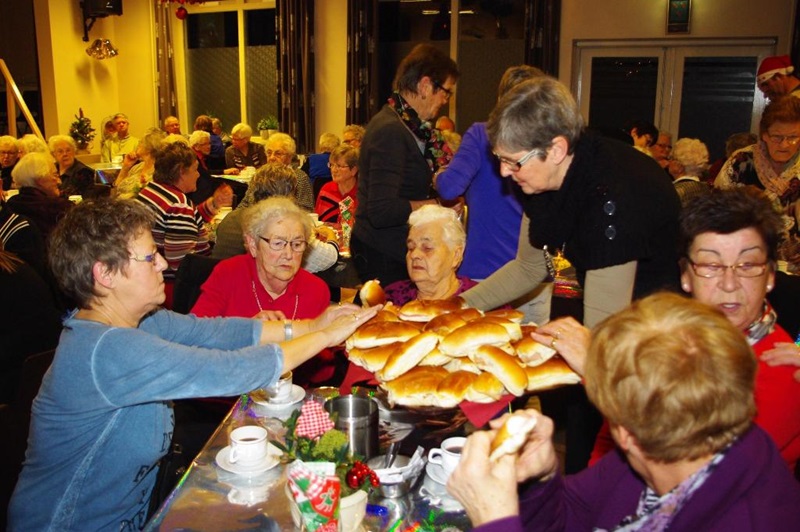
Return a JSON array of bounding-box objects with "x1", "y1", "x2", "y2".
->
[
  {"x1": 359, "y1": 279, "x2": 386, "y2": 308},
  {"x1": 489, "y1": 412, "x2": 538, "y2": 461}
]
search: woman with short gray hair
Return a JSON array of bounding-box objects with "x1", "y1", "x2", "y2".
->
[
  {"x1": 7, "y1": 152, "x2": 73, "y2": 238},
  {"x1": 225, "y1": 122, "x2": 267, "y2": 172},
  {"x1": 48, "y1": 134, "x2": 95, "y2": 197}
]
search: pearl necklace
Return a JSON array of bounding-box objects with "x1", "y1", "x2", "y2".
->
[{"x1": 251, "y1": 280, "x2": 299, "y2": 319}]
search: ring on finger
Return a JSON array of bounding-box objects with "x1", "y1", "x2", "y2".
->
[
  {"x1": 551, "y1": 338, "x2": 558, "y2": 349},
  {"x1": 352, "y1": 314, "x2": 358, "y2": 321},
  {"x1": 554, "y1": 329, "x2": 563, "y2": 339}
]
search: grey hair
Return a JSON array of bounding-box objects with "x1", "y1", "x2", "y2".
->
[
  {"x1": 239, "y1": 163, "x2": 297, "y2": 208},
  {"x1": 18, "y1": 135, "x2": 48, "y2": 156},
  {"x1": 342, "y1": 124, "x2": 365, "y2": 140},
  {"x1": 408, "y1": 204, "x2": 465, "y2": 250},
  {"x1": 11, "y1": 152, "x2": 54, "y2": 188},
  {"x1": 267, "y1": 133, "x2": 296, "y2": 156},
  {"x1": 188, "y1": 130, "x2": 210, "y2": 147},
  {"x1": 672, "y1": 138, "x2": 709, "y2": 177},
  {"x1": 231, "y1": 123, "x2": 253, "y2": 138},
  {"x1": 318, "y1": 132, "x2": 340, "y2": 152},
  {"x1": 48, "y1": 135, "x2": 76, "y2": 152},
  {"x1": 242, "y1": 196, "x2": 312, "y2": 243},
  {"x1": 0, "y1": 135, "x2": 19, "y2": 152},
  {"x1": 487, "y1": 77, "x2": 583, "y2": 157}
]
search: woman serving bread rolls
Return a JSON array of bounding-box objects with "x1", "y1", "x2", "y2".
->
[{"x1": 447, "y1": 293, "x2": 800, "y2": 530}]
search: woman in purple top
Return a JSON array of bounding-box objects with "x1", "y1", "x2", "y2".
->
[
  {"x1": 383, "y1": 204, "x2": 475, "y2": 305},
  {"x1": 448, "y1": 293, "x2": 800, "y2": 531}
]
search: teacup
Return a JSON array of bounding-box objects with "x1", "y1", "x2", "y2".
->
[
  {"x1": 427, "y1": 436, "x2": 466, "y2": 477},
  {"x1": 266, "y1": 371, "x2": 293, "y2": 403},
  {"x1": 229, "y1": 425, "x2": 268, "y2": 465}
]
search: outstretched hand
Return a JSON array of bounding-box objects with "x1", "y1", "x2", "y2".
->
[{"x1": 532, "y1": 316, "x2": 590, "y2": 376}]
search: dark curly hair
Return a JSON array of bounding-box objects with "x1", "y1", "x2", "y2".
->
[{"x1": 49, "y1": 198, "x2": 155, "y2": 308}]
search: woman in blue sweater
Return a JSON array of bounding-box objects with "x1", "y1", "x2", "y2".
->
[{"x1": 8, "y1": 198, "x2": 376, "y2": 531}]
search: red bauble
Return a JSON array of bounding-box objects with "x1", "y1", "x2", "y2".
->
[{"x1": 175, "y1": 6, "x2": 188, "y2": 20}]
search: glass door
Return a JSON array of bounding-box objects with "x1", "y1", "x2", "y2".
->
[{"x1": 574, "y1": 40, "x2": 774, "y2": 161}]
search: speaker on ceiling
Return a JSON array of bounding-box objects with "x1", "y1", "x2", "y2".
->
[{"x1": 82, "y1": 0, "x2": 123, "y2": 18}]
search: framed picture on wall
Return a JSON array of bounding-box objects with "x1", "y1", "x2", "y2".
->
[{"x1": 667, "y1": 0, "x2": 691, "y2": 34}]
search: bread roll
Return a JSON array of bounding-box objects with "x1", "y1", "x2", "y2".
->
[
  {"x1": 469, "y1": 345, "x2": 528, "y2": 396},
  {"x1": 378, "y1": 331, "x2": 440, "y2": 381},
  {"x1": 437, "y1": 371, "x2": 479, "y2": 406},
  {"x1": 397, "y1": 299, "x2": 464, "y2": 322},
  {"x1": 473, "y1": 317, "x2": 523, "y2": 341},
  {"x1": 315, "y1": 224, "x2": 338, "y2": 243},
  {"x1": 489, "y1": 413, "x2": 538, "y2": 461},
  {"x1": 443, "y1": 358, "x2": 482, "y2": 374},
  {"x1": 347, "y1": 342, "x2": 401, "y2": 373},
  {"x1": 453, "y1": 307, "x2": 484, "y2": 322},
  {"x1": 465, "y1": 371, "x2": 505, "y2": 403},
  {"x1": 423, "y1": 313, "x2": 469, "y2": 336},
  {"x1": 514, "y1": 336, "x2": 557, "y2": 367},
  {"x1": 524, "y1": 358, "x2": 582, "y2": 392},
  {"x1": 439, "y1": 322, "x2": 511, "y2": 356},
  {"x1": 347, "y1": 321, "x2": 421, "y2": 350},
  {"x1": 484, "y1": 308, "x2": 525, "y2": 323},
  {"x1": 359, "y1": 279, "x2": 386, "y2": 308},
  {"x1": 381, "y1": 366, "x2": 450, "y2": 407},
  {"x1": 418, "y1": 347, "x2": 453, "y2": 367}
]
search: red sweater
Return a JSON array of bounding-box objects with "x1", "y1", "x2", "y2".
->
[{"x1": 589, "y1": 324, "x2": 800, "y2": 470}]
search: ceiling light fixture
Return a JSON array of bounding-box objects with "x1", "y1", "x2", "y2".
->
[{"x1": 85, "y1": 39, "x2": 119, "y2": 60}]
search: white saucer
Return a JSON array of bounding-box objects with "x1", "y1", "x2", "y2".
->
[
  {"x1": 251, "y1": 384, "x2": 305, "y2": 407},
  {"x1": 425, "y1": 461, "x2": 449, "y2": 485},
  {"x1": 215, "y1": 445, "x2": 280, "y2": 476},
  {"x1": 420, "y1": 469, "x2": 464, "y2": 512}
]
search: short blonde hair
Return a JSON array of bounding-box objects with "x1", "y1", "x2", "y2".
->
[
  {"x1": 408, "y1": 204, "x2": 465, "y2": 250},
  {"x1": 231, "y1": 123, "x2": 253, "y2": 138},
  {"x1": 267, "y1": 133, "x2": 296, "y2": 156},
  {"x1": 585, "y1": 292, "x2": 756, "y2": 463},
  {"x1": 672, "y1": 138, "x2": 709, "y2": 177},
  {"x1": 242, "y1": 196, "x2": 312, "y2": 243}
]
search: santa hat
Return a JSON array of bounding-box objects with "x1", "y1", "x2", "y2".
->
[{"x1": 757, "y1": 55, "x2": 794, "y2": 84}]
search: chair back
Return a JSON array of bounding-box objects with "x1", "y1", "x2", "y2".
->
[{"x1": 173, "y1": 254, "x2": 221, "y2": 314}]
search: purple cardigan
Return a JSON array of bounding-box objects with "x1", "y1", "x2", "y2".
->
[{"x1": 475, "y1": 426, "x2": 800, "y2": 532}]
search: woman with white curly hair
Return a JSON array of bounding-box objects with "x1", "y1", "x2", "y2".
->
[
  {"x1": 384, "y1": 204, "x2": 471, "y2": 304},
  {"x1": 671, "y1": 137, "x2": 711, "y2": 206}
]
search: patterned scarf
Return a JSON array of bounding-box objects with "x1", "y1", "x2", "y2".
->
[
  {"x1": 600, "y1": 446, "x2": 730, "y2": 532},
  {"x1": 387, "y1": 91, "x2": 453, "y2": 173},
  {"x1": 743, "y1": 301, "x2": 778, "y2": 346},
  {"x1": 751, "y1": 140, "x2": 800, "y2": 202}
]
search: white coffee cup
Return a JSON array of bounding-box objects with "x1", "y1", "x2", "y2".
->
[
  {"x1": 266, "y1": 371, "x2": 293, "y2": 403},
  {"x1": 229, "y1": 425, "x2": 268, "y2": 465},
  {"x1": 427, "y1": 436, "x2": 466, "y2": 477}
]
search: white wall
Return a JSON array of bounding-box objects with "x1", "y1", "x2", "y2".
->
[{"x1": 33, "y1": 0, "x2": 158, "y2": 152}]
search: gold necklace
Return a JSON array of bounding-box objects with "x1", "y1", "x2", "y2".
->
[{"x1": 251, "y1": 280, "x2": 299, "y2": 319}]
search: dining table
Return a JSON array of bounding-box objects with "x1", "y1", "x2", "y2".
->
[{"x1": 145, "y1": 392, "x2": 474, "y2": 531}]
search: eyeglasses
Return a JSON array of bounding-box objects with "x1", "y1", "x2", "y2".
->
[
  {"x1": 687, "y1": 259, "x2": 769, "y2": 278},
  {"x1": 766, "y1": 134, "x2": 800, "y2": 146},
  {"x1": 259, "y1": 236, "x2": 307, "y2": 253},
  {"x1": 266, "y1": 150, "x2": 289, "y2": 158},
  {"x1": 493, "y1": 147, "x2": 544, "y2": 171},
  {"x1": 0, "y1": 150, "x2": 18, "y2": 157},
  {"x1": 327, "y1": 162, "x2": 352, "y2": 170},
  {"x1": 433, "y1": 81, "x2": 454, "y2": 99},
  {"x1": 130, "y1": 249, "x2": 161, "y2": 264},
  {"x1": 231, "y1": 136, "x2": 248, "y2": 142}
]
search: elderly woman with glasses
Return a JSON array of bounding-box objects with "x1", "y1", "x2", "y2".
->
[
  {"x1": 265, "y1": 132, "x2": 314, "y2": 211},
  {"x1": 7, "y1": 152, "x2": 73, "y2": 239},
  {"x1": 225, "y1": 122, "x2": 267, "y2": 173},
  {"x1": 540, "y1": 188, "x2": 800, "y2": 472},
  {"x1": 48, "y1": 134, "x2": 96, "y2": 197},
  {"x1": 352, "y1": 44, "x2": 460, "y2": 288},
  {"x1": 0, "y1": 135, "x2": 20, "y2": 190},
  {"x1": 193, "y1": 196, "x2": 336, "y2": 383},
  {"x1": 460, "y1": 76, "x2": 681, "y2": 330},
  {"x1": 448, "y1": 293, "x2": 800, "y2": 531},
  {"x1": 315, "y1": 144, "x2": 359, "y2": 224},
  {"x1": 715, "y1": 96, "x2": 800, "y2": 273},
  {"x1": 7, "y1": 199, "x2": 376, "y2": 530}
]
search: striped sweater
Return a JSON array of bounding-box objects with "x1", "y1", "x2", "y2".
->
[{"x1": 135, "y1": 181, "x2": 211, "y2": 279}]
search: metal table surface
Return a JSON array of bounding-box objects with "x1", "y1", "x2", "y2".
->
[{"x1": 145, "y1": 395, "x2": 473, "y2": 531}]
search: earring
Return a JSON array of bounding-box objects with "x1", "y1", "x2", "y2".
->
[
  {"x1": 767, "y1": 285, "x2": 773, "y2": 291},
  {"x1": 682, "y1": 284, "x2": 690, "y2": 291}
]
